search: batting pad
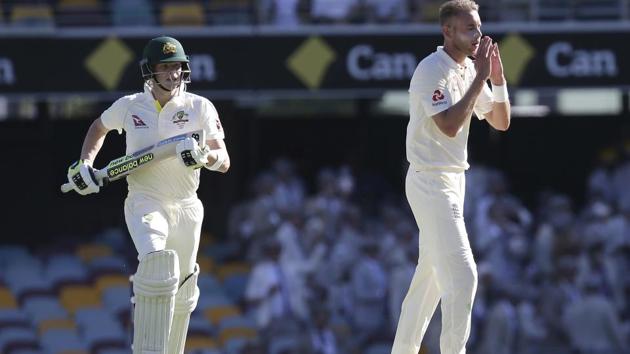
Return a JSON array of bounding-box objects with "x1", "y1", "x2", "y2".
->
[
  {"x1": 131, "y1": 250, "x2": 180, "y2": 354},
  {"x1": 168, "y1": 263, "x2": 200, "y2": 354}
]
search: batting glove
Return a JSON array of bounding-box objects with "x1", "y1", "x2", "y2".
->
[
  {"x1": 176, "y1": 137, "x2": 210, "y2": 169},
  {"x1": 67, "y1": 159, "x2": 100, "y2": 195}
]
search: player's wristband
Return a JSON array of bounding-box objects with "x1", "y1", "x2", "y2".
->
[
  {"x1": 206, "y1": 149, "x2": 227, "y2": 171},
  {"x1": 492, "y1": 83, "x2": 509, "y2": 103}
]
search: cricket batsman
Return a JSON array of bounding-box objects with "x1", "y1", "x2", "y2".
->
[
  {"x1": 65, "y1": 36, "x2": 230, "y2": 353},
  {"x1": 391, "y1": 1, "x2": 510, "y2": 353}
]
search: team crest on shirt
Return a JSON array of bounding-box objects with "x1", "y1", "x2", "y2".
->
[
  {"x1": 432, "y1": 89, "x2": 447, "y2": 106},
  {"x1": 171, "y1": 110, "x2": 189, "y2": 129},
  {"x1": 132, "y1": 114, "x2": 148, "y2": 128}
]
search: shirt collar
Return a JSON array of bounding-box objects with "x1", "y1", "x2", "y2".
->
[
  {"x1": 142, "y1": 82, "x2": 186, "y2": 108},
  {"x1": 436, "y1": 46, "x2": 469, "y2": 71}
]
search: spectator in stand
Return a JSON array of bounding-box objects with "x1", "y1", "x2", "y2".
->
[
  {"x1": 351, "y1": 239, "x2": 387, "y2": 344},
  {"x1": 310, "y1": 0, "x2": 361, "y2": 23},
  {"x1": 364, "y1": 0, "x2": 409, "y2": 23},
  {"x1": 309, "y1": 309, "x2": 338, "y2": 354},
  {"x1": 611, "y1": 140, "x2": 630, "y2": 209},
  {"x1": 272, "y1": 158, "x2": 306, "y2": 213},
  {"x1": 587, "y1": 147, "x2": 619, "y2": 205},
  {"x1": 562, "y1": 277, "x2": 628, "y2": 354},
  {"x1": 245, "y1": 240, "x2": 296, "y2": 328},
  {"x1": 476, "y1": 296, "x2": 517, "y2": 354},
  {"x1": 258, "y1": 0, "x2": 304, "y2": 26}
]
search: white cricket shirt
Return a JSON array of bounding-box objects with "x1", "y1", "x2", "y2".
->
[
  {"x1": 100, "y1": 84, "x2": 225, "y2": 200},
  {"x1": 406, "y1": 46, "x2": 493, "y2": 171}
]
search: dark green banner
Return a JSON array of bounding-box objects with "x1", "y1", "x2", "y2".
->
[{"x1": 0, "y1": 30, "x2": 627, "y2": 95}]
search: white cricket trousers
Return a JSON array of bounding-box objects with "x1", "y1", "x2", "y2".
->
[
  {"x1": 391, "y1": 169, "x2": 478, "y2": 354},
  {"x1": 124, "y1": 192, "x2": 203, "y2": 277}
]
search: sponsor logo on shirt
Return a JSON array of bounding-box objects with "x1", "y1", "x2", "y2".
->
[
  {"x1": 172, "y1": 110, "x2": 189, "y2": 129},
  {"x1": 215, "y1": 118, "x2": 223, "y2": 132},
  {"x1": 432, "y1": 89, "x2": 447, "y2": 106},
  {"x1": 132, "y1": 115, "x2": 148, "y2": 128}
]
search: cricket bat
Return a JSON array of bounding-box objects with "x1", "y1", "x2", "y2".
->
[{"x1": 61, "y1": 129, "x2": 205, "y2": 193}]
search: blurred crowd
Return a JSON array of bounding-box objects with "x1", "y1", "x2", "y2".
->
[
  {"x1": 2, "y1": 0, "x2": 626, "y2": 28},
  {"x1": 226, "y1": 139, "x2": 630, "y2": 354}
]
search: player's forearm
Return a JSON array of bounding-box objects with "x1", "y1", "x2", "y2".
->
[
  {"x1": 204, "y1": 139, "x2": 230, "y2": 173},
  {"x1": 80, "y1": 118, "x2": 109, "y2": 163},
  {"x1": 488, "y1": 101, "x2": 511, "y2": 131},
  {"x1": 437, "y1": 77, "x2": 486, "y2": 137},
  {"x1": 206, "y1": 149, "x2": 230, "y2": 173}
]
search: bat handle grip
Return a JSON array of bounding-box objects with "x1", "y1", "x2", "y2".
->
[
  {"x1": 61, "y1": 177, "x2": 108, "y2": 193},
  {"x1": 60, "y1": 182, "x2": 73, "y2": 193}
]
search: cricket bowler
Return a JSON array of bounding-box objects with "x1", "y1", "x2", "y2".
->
[
  {"x1": 391, "y1": 1, "x2": 510, "y2": 353},
  {"x1": 65, "y1": 36, "x2": 230, "y2": 353}
]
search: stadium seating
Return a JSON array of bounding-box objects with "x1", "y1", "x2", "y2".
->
[
  {"x1": 55, "y1": 0, "x2": 109, "y2": 26},
  {"x1": 39, "y1": 327, "x2": 87, "y2": 353},
  {"x1": 87, "y1": 255, "x2": 129, "y2": 275},
  {"x1": 111, "y1": 0, "x2": 155, "y2": 26},
  {"x1": 58, "y1": 284, "x2": 101, "y2": 315},
  {"x1": 76, "y1": 243, "x2": 112, "y2": 263},
  {"x1": 75, "y1": 308, "x2": 126, "y2": 351},
  {"x1": 37, "y1": 318, "x2": 75, "y2": 336},
  {"x1": 204, "y1": 304, "x2": 241, "y2": 326},
  {"x1": 101, "y1": 285, "x2": 132, "y2": 318},
  {"x1": 365, "y1": 342, "x2": 393, "y2": 354},
  {"x1": 574, "y1": 0, "x2": 621, "y2": 20},
  {"x1": 94, "y1": 273, "x2": 129, "y2": 295},
  {"x1": 4, "y1": 261, "x2": 52, "y2": 303},
  {"x1": 217, "y1": 315, "x2": 256, "y2": 332},
  {"x1": 0, "y1": 326, "x2": 40, "y2": 354},
  {"x1": 9, "y1": 3, "x2": 54, "y2": 27},
  {"x1": 22, "y1": 295, "x2": 69, "y2": 328},
  {"x1": 497, "y1": 0, "x2": 532, "y2": 21},
  {"x1": 221, "y1": 273, "x2": 249, "y2": 301},
  {"x1": 161, "y1": 1, "x2": 206, "y2": 27},
  {"x1": 537, "y1": 0, "x2": 573, "y2": 21},
  {"x1": 46, "y1": 254, "x2": 88, "y2": 287},
  {"x1": 206, "y1": 0, "x2": 252, "y2": 25},
  {"x1": 0, "y1": 286, "x2": 18, "y2": 309},
  {"x1": 185, "y1": 335, "x2": 219, "y2": 352}
]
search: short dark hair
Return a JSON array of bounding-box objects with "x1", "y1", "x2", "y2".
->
[{"x1": 439, "y1": 0, "x2": 479, "y2": 25}]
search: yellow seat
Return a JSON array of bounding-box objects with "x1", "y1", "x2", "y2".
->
[
  {"x1": 204, "y1": 305, "x2": 240, "y2": 326},
  {"x1": 59, "y1": 285, "x2": 101, "y2": 314},
  {"x1": 10, "y1": 4, "x2": 54, "y2": 24},
  {"x1": 0, "y1": 287, "x2": 17, "y2": 309},
  {"x1": 217, "y1": 326, "x2": 257, "y2": 346},
  {"x1": 76, "y1": 243, "x2": 112, "y2": 262},
  {"x1": 38, "y1": 318, "x2": 76, "y2": 335},
  {"x1": 197, "y1": 255, "x2": 215, "y2": 274},
  {"x1": 215, "y1": 262, "x2": 250, "y2": 281},
  {"x1": 161, "y1": 2, "x2": 205, "y2": 26},
  {"x1": 94, "y1": 274, "x2": 129, "y2": 295},
  {"x1": 58, "y1": 0, "x2": 101, "y2": 9},
  {"x1": 56, "y1": 0, "x2": 107, "y2": 26},
  {"x1": 421, "y1": 2, "x2": 441, "y2": 22},
  {"x1": 186, "y1": 335, "x2": 217, "y2": 350},
  {"x1": 199, "y1": 230, "x2": 215, "y2": 248}
]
